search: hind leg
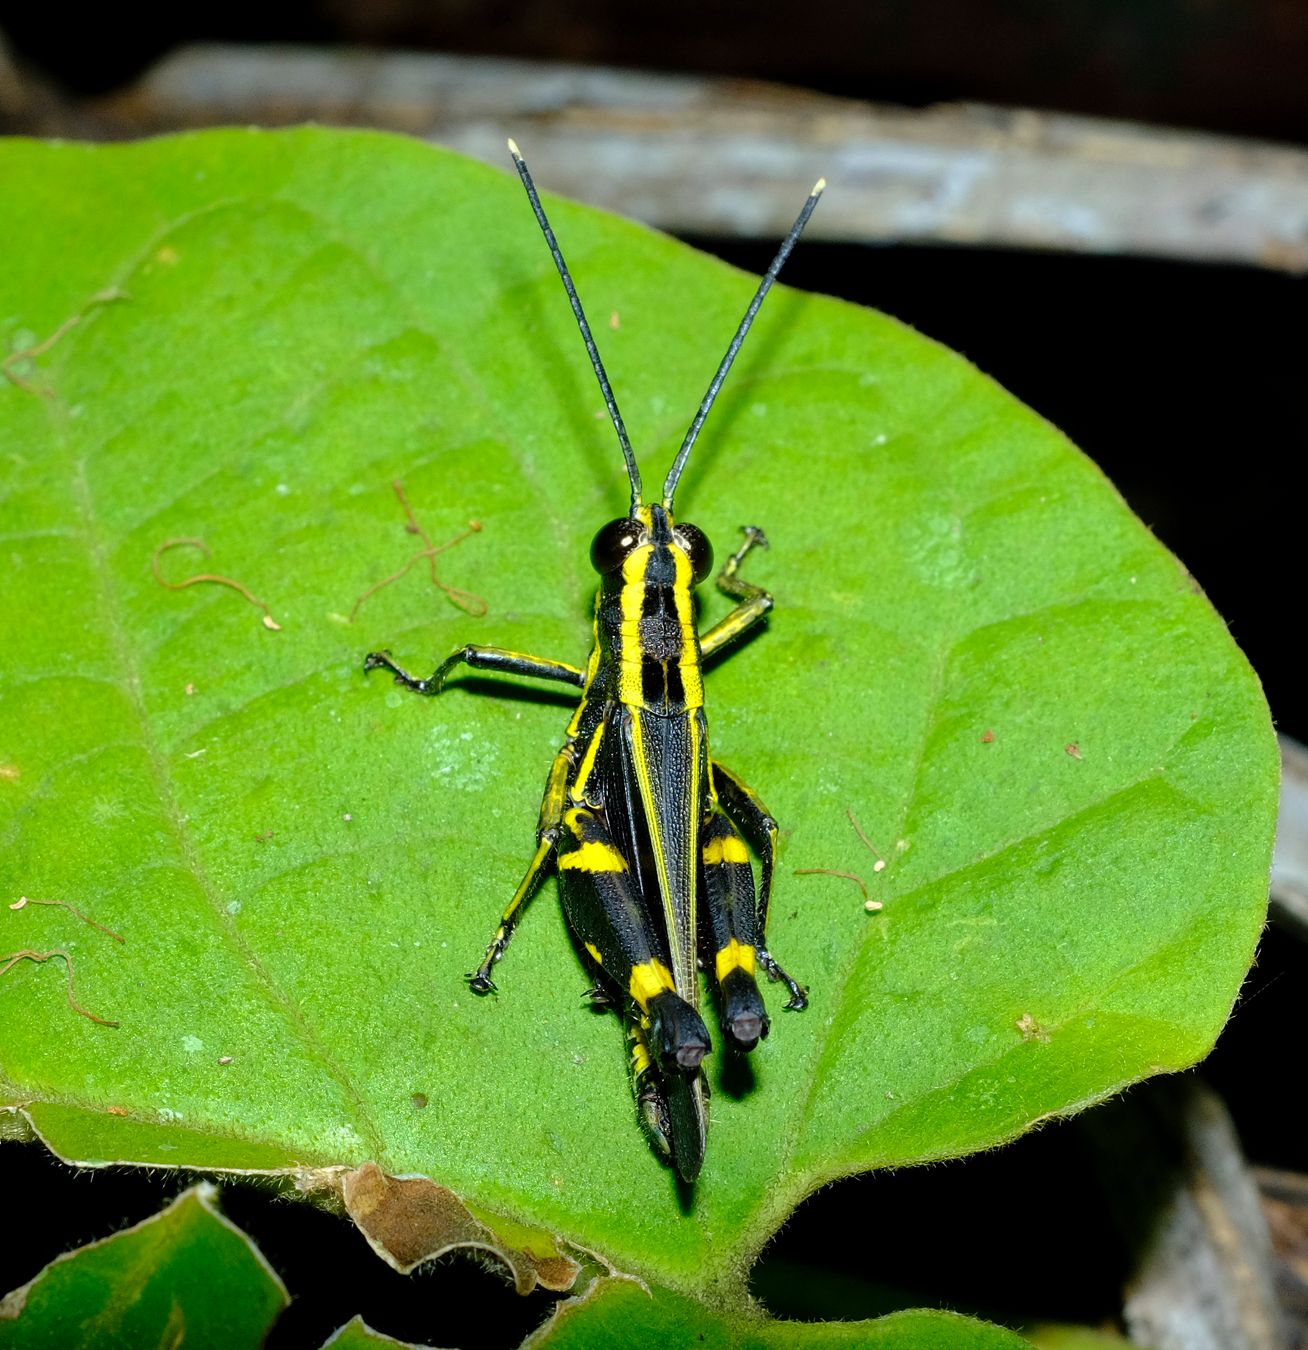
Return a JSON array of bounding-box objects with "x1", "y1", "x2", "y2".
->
[
  {"x1": 712, "y1": 761, "x2": 808, "y2": 1011},
  {"x1": 701, "y1": 807, "x2": 771, "y2": 1051},
  {"x1": 557, "y1": 806, "x2": 711, "y2": 1074}
]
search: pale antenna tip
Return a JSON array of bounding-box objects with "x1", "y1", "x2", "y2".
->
[
  {"x1": 812, "y1": 177, "x2": 827, "y2": 196},
  {"x1": 507, "y1": 138, "x2": 522, "y2": 159}
]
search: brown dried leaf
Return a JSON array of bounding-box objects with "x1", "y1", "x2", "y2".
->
[{"x1": 338, "y1": 1162, "x2": 579, "y2": 1294}]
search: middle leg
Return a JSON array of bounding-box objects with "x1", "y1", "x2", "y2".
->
[{"x1": 467, "y1": 740, "x2": 573, "y2": 993}]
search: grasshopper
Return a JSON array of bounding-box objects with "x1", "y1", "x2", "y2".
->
[{"x1": 366, "y1": 142, "x2": 821, "y2": 1182}]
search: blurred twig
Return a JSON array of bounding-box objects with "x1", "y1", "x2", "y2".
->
[
  {"x1": 1082, "y1": 1079, "x2": 1287, "y2": 1350},
  {"x1": 7, "y1": 43, "x2": 1308, "y2": 272},
  {"x1": 1258, "y1": 1168, "x2": 1308, "y2": 1339},
  {"x1": 1272, "y1": 737, "x2": 1308, "y2": 942}
]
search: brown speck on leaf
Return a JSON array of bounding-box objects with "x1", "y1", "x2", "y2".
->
[
  {"x1": 184, "y1": 683, "x2": 195, "y2": 696},
  {"x1": 0, "y1": 764, "x2": 20, "y2": 781},
  {"x1": 106, "y1": 1105, "x2": 129, "y2": 1117},
  {"x1": 217, "y1": 1055, "x2": 233, "y2": 1066},
  {"x1": 411, "y1": 1092, "x2": 428, "y2": 1109},
  {"x1": 609, "y1": 311, "x2": 620, "y2": 329},
  {"x1": 1065, "y1": 743, "x2": 1082, "y2": 759},
  {"x1": 255, "y1": 831, "x2": 274, "y2": 844},
  {"x1": 1016, "y1": 1013, "x2": 1050, "y2": 1042},
  {"x1": 980, "y1": 729, "x2": 994, "y2": 743}
]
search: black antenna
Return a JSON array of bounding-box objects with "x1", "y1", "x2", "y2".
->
[
  {"x1": 662, "y1": 179, "x2": 825, "y2": 510},
  {"x1": 508, "y1": 139, "x2": 643, "y2": 512}
]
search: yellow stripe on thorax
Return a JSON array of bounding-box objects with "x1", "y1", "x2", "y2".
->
[
  {"x1": 704, "y1": 833, "x2": 750, "y2": 865},
  {"x1": 672, "y1": 548, "x2": 705, "y2": 707},
  {"x1": 629, "y1": 958, "x2": 676, "y2": 1010},
  {"x1": 714, "y1": 937, "x2": 757, "y2": 983},
  {"x1": 616, "y1": 544, "x2": 653, "y2": 708}
]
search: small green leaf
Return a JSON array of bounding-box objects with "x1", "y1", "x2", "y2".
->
[
  {"x1": 530, "y1": 1278, "x2": 1034, "y2": 1348},
  {"x1": 1024, "y1": 1327, "x2": 1135, "y2": 1350},
  {"x1": 323, "y1": 1315, "x2": 422, "y2": 1349},
  {"x1": 0, "y1": 128, "x2": 1276, "y2": 1313},
  {"x1": 0, "y1": 1183, "x2": 286, "y2": 1347}
]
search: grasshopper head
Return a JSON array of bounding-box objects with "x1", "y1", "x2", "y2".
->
[
  {"x1": 589, "y1": 504, "x2": 713, "y2": 583},
  {"x1": 506, "y1": 142, "x2": 821, "y2": 574}
]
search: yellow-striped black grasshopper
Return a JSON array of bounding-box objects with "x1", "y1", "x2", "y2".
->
[{"x1": 365, "y1": 142, "x2": 821, "y2": 1182}]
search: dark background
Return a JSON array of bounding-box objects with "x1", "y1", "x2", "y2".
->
[{"x1": 3, "y1": 3, "x2": 1303, "y2": 1344}]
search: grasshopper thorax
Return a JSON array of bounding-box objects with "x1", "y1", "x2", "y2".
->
[{"x1": 590, "y1": 503, "x2": 713, "y2": 583}]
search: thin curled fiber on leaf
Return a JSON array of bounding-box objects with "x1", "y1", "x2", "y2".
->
[
  {"x1": 793, "y1": 804, "x2": 894, "y2": 901},
  {"x1": 349, "y1": 480, "x2": 486, "y2": 621},
  {"x1": 0, "y1": 949, "x2": 119, "y2": 1027},
  {"x1": 794, "y1": 868, "x2": 869, "y2": 899},
  {"x1": 846, "y1": 807, "x2": 887, "y2": 868},
  {"x1": 10, "y1": 896, "x2": 125, "y2": 942},
  {"x1": 2, "y1": 287, "x2": 127, "y2": 396},
  {"x1": 151, "y1": 537, "x2": 282, "y2": 631}
]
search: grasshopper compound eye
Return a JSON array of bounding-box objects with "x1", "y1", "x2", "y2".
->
[
  {"x1": 590, "y1": 517, "x2": 642, "y2": 573},
  {"x1": 674, "y1": 523, "x2": 713, "y2": 584}
]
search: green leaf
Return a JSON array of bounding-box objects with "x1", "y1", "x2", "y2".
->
[
  {"x1": 530, "y1": 1278, "x2": 1033, "y2": 1348},
  {"x1": 0, "y1": 1183, "x2": 286, "y2": 1347},
  {"x1": 323, "y1": 1314, "x2": 424, "y2": 1349},
  {"x1": 1023, "y1": 1328, "x2": 1135, "y2": 1350},
  {"x1": 0, "y1": 127, "x2": 1275, "y2": 1315}
]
